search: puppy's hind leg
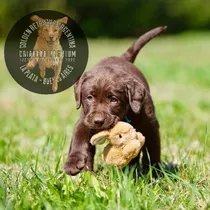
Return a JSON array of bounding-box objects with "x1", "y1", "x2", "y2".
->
[{"x1": 142, "y1": 124, "x2": 161, "y2": 173}]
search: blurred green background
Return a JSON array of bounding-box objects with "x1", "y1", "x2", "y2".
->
[
  {"x1": 1, "y1": 0, "x2": 210, "y2": 38},
  {"x1": 1, "y1": 1, "x2": 210, "y2": 209}
]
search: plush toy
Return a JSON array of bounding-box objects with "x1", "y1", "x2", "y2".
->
[{"x1": 90, "y1": 121, "x2": 145, "y2": 168}]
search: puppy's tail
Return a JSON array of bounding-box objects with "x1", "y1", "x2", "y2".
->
[{"x1": 121, "y1": 26, "x2": 167, "y2": 63}]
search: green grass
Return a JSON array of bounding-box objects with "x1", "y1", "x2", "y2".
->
[{"x1": 0, "y1": 32, "x2": 210, "y2": 210}]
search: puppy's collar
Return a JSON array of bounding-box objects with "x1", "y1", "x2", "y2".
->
[{"x1": 123, "y1": 116, "x2": 131, "y2": 124}]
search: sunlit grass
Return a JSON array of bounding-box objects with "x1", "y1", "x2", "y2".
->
[{"x1": 0, "y1": 32, "x2": 210, "y2": 209}]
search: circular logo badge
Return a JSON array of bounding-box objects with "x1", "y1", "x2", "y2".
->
[{"x1": 4, "y1": 10, "x2": 88, "y2": 94}]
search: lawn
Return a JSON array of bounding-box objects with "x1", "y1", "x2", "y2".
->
[{"x1": 0, "y1": 32, "x2": 210, "y2": 210}]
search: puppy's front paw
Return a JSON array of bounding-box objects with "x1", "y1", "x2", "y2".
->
[{"x1": 64, "y1": 152, "x2": 87, "y2": 176}]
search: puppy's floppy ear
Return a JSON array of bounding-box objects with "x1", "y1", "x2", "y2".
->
[
  {"x1": 74, "y1": 72, "x2": 88, "y2": 109},
  {"x1": 57, "y1": 17, "x2": 68, "y2": 24},
  {"x1": 30, "y1": 15, "x2": 43, "y2": 22},
  {"x1": 126, "y1": 79, "x2": 146, "y2": 114}
]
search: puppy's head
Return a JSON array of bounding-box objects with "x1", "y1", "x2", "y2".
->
[
  {"x1": 74, "y1": 66, "x2": 145, "y2": 131},
  {"x1": 30, "y1": 15, "x2": 68, "y2": 47}
]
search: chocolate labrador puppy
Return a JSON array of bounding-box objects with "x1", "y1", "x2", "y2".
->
[{"x1": 64, "y1": 26, "x2": 167, "y2": 176}]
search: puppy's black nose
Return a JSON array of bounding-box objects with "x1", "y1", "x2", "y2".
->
[{"x1": 94, "y1": 116, "x2": 105, "y2": 126}]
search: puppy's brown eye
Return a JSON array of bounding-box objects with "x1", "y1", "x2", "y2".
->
[
  {"x1": 110, "y1": 96, "x2": 118, "y2": 103},
  {"x1": 54, "y1": 29, "x2": 58, "y2": 32},
  {"x1": 87, "y1": 95, "x2": 93, "y2": 101}
]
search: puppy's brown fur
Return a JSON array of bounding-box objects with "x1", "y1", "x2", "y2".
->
[
  {"x1": 26, "y1": 15, "x2": 68, "y2": 92},
  {"x1": 64, "y1": 26, "x2": 167, "y2": 176}
]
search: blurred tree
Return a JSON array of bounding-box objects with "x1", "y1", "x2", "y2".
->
[{"x1": 0, "y1": 0, "x2": 210, "y2": 38}]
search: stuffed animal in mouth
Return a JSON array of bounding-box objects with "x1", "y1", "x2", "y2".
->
[{"x1": 90, "y1": 121, "x2": 145, "y2": 168}]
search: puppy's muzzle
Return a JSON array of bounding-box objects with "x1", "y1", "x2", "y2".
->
[
  {"x1": 93, "y1": 114, "x2": 105, "y2": 127},
  {"x1": 84, "y1": 112, "x2": 119, "y2": 130}
]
